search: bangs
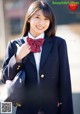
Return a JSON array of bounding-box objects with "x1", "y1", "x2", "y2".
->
[
  {"x1": 28, "y1": 1, "x2": 53, "y2": 21},
  {"x1": 42, "y1": 8, "x2": 52, "y2": 20},
  {"x1": 39, "y1": 2, "x2": 53, "y2": 20}
]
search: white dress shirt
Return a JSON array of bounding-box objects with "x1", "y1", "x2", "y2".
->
[{"x1": 24, "y1": 32, "x2": 45, "y2": 84}]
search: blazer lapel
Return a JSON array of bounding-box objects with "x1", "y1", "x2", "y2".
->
[
  {"x1": 27, "y1": 53, "x2": 36, "y2": 67},
  {"x1": 40, "y1": 36, "x2": 53, "y2": 70}
]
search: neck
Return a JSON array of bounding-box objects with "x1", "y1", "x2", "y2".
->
[{"x1": 29, "y1": 32, "x2": 40, "y2": 38}]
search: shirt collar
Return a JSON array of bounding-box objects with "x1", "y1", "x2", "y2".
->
[{"x1": 28, "y1": 32, "x2": 45, "y2": 39}]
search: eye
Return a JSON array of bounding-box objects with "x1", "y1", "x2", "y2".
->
[
  {"x1": 44, "y1": 18, "x2": 49, "y2": 20},
  {"x1": 35, "y1": 16, "x2": 39, "y2": 18}
]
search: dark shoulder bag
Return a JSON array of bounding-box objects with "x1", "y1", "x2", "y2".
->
[{"x1": 0, "y1": 70, "x2": 26, "y2": 107}]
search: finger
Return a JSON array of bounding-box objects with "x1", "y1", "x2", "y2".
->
[
  {"x1": 27, "y1": 45, "x2": 30, "y2": 49},
  {"x1": 26, "y1": 43, "x2": 30, "y2": 47},
  {"x1": 26, "y1": 43, "x2": 31, "y2": 49}
]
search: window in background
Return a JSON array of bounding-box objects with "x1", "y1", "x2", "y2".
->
[{"x1": 9, "y1": 18, "x2": 21, "y2": 35}]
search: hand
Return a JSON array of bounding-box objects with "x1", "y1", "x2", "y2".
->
[{"x1": 16, "y1": 43, "x2": 31, "y2": 61}]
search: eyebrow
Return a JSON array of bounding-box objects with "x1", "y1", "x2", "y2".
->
[
  {"x1": 35, "y1": 14, "x2": 41, "y2": 16},
  {"x1": 35, "y1": 13, "x2": 48, "y2": 19}
]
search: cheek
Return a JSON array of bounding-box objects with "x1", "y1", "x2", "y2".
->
[
  {"x1": 30, "y1": 19, "x2": 36, "y2": 26},
  {"x1": 46, "y1": 21, "x2": 50, "y2": 28},
  {"x1": 30, "y1": 21, "x2": 34, "y2": 26}
]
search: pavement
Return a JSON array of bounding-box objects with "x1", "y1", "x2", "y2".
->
[{"x1": 0, "y1": 23, "x2": 80, "y2": 114}]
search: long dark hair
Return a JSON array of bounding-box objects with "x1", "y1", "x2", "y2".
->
[{"x1": 22, "y1": 0, "x2": 56, "y2": 37}]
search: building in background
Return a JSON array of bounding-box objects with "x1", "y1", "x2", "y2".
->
[
  {"x1": 2, "y1": 0, "x2": 33, "y2": 43},
  {"x1": 0, "y1": 0, "x2": 32, "y2": 59}
]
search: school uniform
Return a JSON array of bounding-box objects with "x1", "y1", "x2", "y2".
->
[{"x1": 1, "y1": 33, "x2": 74, "y2": 114}]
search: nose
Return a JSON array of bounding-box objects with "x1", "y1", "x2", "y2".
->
[{"x1": 39, "y1": 20, "x2": 44, "y2": 26}]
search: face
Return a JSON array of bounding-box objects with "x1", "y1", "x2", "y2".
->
[{"x1": 29, "y1": 10, "x2": 50, "y2": 37}]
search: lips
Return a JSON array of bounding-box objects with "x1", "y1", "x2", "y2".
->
[
  {"x1": 68, "y1": 2, "x2": 78, "y2": 11},
  {"x1": 36, "y1": 26, "x2": 44, "y2": 30}
]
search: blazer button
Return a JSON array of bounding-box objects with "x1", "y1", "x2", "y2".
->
[
  {"x1": 18, "y1": 65, "x2": 20, "y2": 68},
  {"x1": 17, "y1": 67, "x2": 19, "y2": 70},
  {"x1": 17, "y1": 65, "x2": 20, "y2": 70},
  {"x1": 41, "y1": 74, "x2": 44, "y2": 78}
]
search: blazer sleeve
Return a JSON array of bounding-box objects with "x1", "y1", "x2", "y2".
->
[
  {"x1": 1, "y1": 41, "x2": 23, "y2": 83},
  {"x1": 58, "y1": 39, "x2": 74, "y2": 114}
]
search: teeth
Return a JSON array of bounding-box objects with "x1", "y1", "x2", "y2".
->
[
  {"x1": 38, "y1": 27, "x2": 43, "y2": 28},
  {"x1": 37, "y1": 26, "x2": 43, "y2": 29}
]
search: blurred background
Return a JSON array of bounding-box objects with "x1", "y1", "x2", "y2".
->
[{"x1": 0, "y1": 0, "x2": 80, "y2": 114}]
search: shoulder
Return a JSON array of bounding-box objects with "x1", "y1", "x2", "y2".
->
[
  {"x1": 5, "y1": 37, "x2": 26, "y2": 53},
  {"x1": 10, "y1": 37, "x2": 25, "y2": 45},
  {"x1": 52, "y1": 36, "x2": 66, "y2": 43},
  {"x1": 7, "y1": 36, "x2": 26, "y2": 48},
  {"x1": 51, "y1": 35, "x2": 67, "y2": 46}
]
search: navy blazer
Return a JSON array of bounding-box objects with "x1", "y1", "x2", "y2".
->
[{"x1": 1, "y1": 35, "x2": 73, "y2": 114}]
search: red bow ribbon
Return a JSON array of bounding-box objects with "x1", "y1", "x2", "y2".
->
[{"x1": 27, "y1": 37, "x2": 44, "y2": 53}]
